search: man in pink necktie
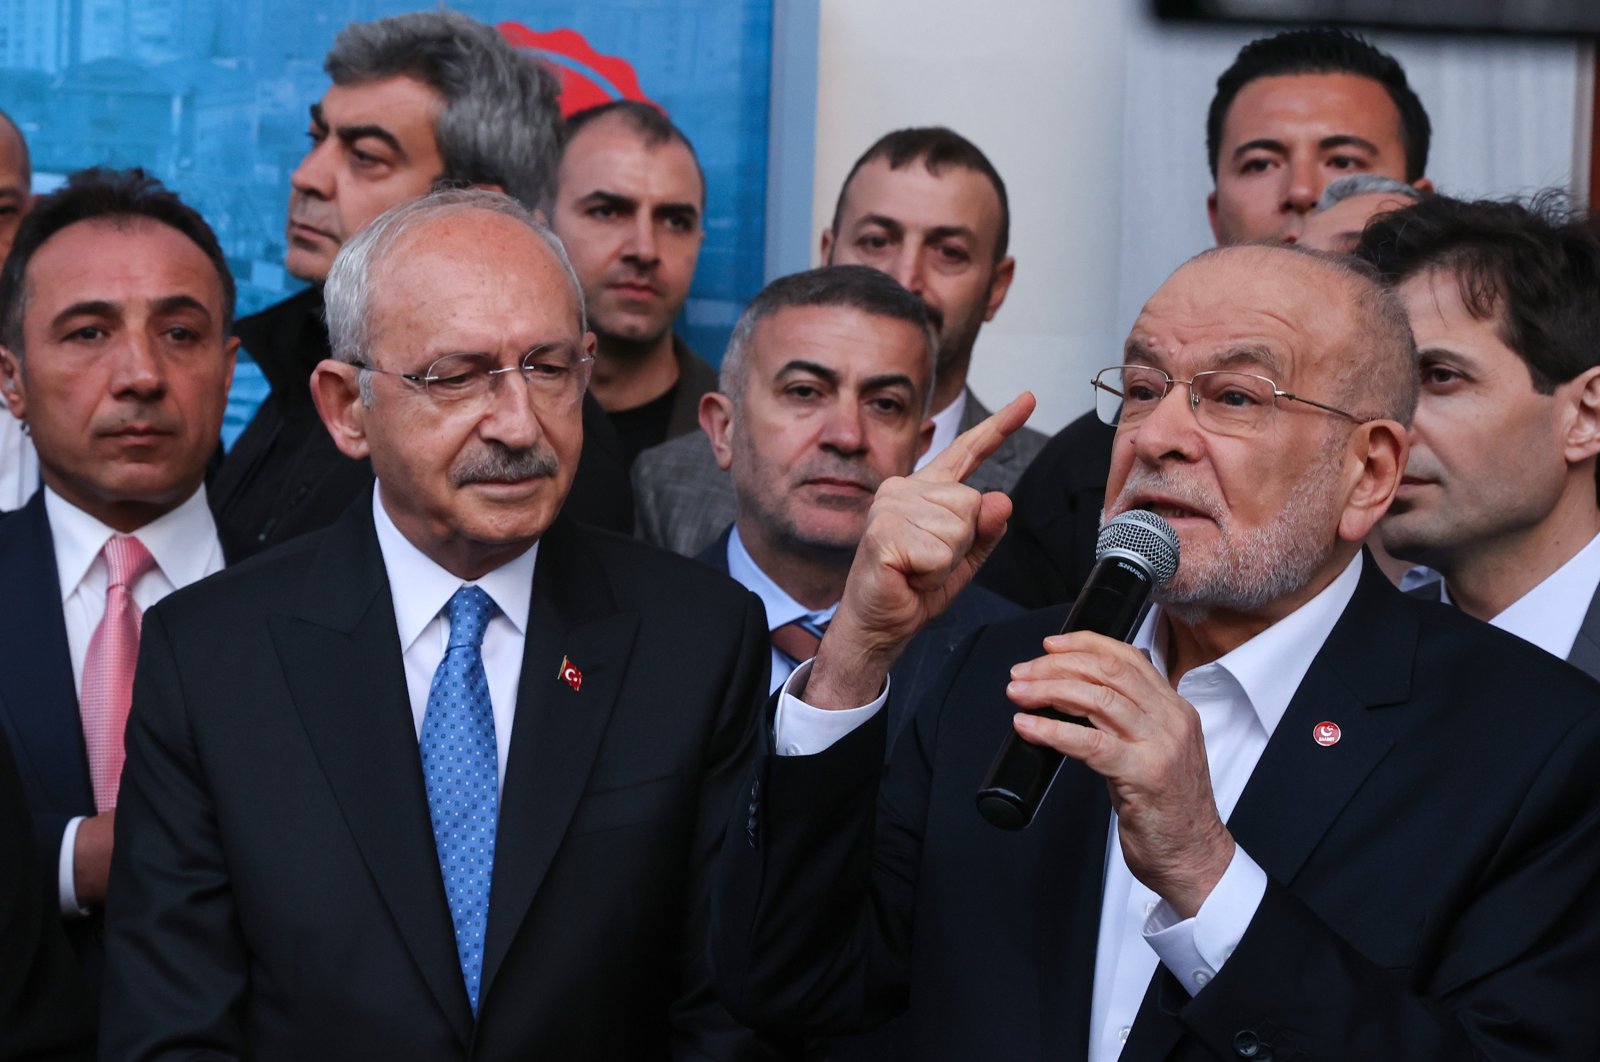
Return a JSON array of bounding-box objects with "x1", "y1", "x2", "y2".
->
[{"x1": 0, "y1": 167, "x2": 237, "y2": 1011}]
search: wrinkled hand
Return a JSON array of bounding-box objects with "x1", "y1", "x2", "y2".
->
[
  {"x1": 1008, "y1": 632, "x2": 1234, "y2": 917},
  {"x1": 74, "y1": 810, "x2": 116, "y2": 908},
  {"x1": 805, "y1": 393, "x2": 1035, "y2": 709}
]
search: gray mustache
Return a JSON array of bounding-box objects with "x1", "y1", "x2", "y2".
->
[{"x1": 451, "y1": 445, "x2": 559, "y2": 486}]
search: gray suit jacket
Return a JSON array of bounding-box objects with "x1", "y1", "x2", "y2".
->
[
  {"x1": 1409, "y1": 577, "x2": 1600, "y2": 681},
  {"x1": 632, "y1": 388, "x2": 1047, "y2": 557}
]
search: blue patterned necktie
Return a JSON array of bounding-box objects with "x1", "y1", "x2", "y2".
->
[{"x1": 419, "y1": 585, "x2": 499, "y2": 1015}]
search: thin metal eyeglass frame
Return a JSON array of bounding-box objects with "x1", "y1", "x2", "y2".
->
[
  {"x1": 352, "y1": 348, "x2": 596, "y2": 406},
  {"x1": 1090, "y1": 365, "x2": 1361, "y2": 432}
]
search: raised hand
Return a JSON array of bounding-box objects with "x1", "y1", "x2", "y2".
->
[{"x1": 804, "y1": 392, "x2": 1036, "y2": 709}]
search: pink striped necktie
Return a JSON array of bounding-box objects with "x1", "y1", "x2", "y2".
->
[{"x1": 80, "y1": 534, "x2": 157, "y2": 812}]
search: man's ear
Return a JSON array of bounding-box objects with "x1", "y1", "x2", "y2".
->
[
  {"x1": 1411, "y1": 176, "x2": 1435, "y2": 195},
  {"x1": 915, "y1": 415, "x2": 935, "y2": 462},
  {"x1": 699, "y1": 391, "x2": 736, "y2": 472},
  {"x1": 818, "y1": 227, "x2": 834, "y2": 267},
  {"x1": 309, "y1": 359, "x2": 373, "y2": 460},
  {"x1": 1206, "y1": 191, "x2": 1222, "y2": 245},
  {"x1": 0, "y1": 344, "x2": 25, "y2": 422},
  {"x1": 1562, "y1": 366, "x2": 1600, "y2": 465},
  {"x1": 983, "y1": 256, "x2": 1015, "y2": 322},
  {"x1": 1337, "y1": 418, "x2": 1408, "y2": 544}
]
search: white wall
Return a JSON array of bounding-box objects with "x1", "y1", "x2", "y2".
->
[{"x1": 811, "y1": 2, "x2": 1588, "y2": 435}]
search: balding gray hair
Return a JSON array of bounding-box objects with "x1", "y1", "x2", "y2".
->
[
  {"x1": 1316, "y1": 173, "x2": 1424, "y2": 212},
  {"x1": 325, "y1": 188, "x2": 586, "y2": 405},
  {"x1": 720, "y1": 264, "x2": 939, "y2": 416},
  {"x1": 326, "y1": 10, "x2": 561, "y2": 209}
]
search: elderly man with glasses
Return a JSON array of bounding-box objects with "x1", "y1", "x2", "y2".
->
[
  {"x1": 102, "y1": 189, "x2": 786, "y2": 1060},
  {"x1": 713, "y1": 244, "x2": 1600, "y2": 1061}
]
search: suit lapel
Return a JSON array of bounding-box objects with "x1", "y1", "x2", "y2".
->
[
  {"x1": 1122, "y1": 560, "x2": 1414, "y2": 1061},
  {"x1": 0, "y1": 495, "x2": 92, "y2": 813},
  {"x1": 1566, "y1": 582, "x2": 1600, "y2": 682},
  {"x1": 1036, "y1": 763, "x2": 1113, "y2": 1057},
  {"x1": 268, "y1": 499, "x2": 473, "y2": 1045},
  {"x1": 479, "y1": 518, "x2": 638, "y2": 1003}
]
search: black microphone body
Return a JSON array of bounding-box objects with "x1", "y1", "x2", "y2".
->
[{"x1": 975, "y1": 510, "x2": 1179, "y2": 830}]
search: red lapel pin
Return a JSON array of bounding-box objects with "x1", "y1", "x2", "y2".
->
[
  {"x1": 1312, "y1": 721, "x2": 1341, "y2": 747},
  {"x1": 558, "y1": 655, "x2": 583, "y2": 692}
]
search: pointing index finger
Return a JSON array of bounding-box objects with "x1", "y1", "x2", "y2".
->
[{"x1": 916, "y1": 391, "x2": 1037, "y2": 485}]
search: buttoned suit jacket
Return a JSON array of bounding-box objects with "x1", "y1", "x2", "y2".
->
[
  {"x1": 633, "y1": 389, "x2": 1048, "y2": 558},
  {"x1": 695, "y1": 526, "x2": 1018, "y2": 753},
  {"x1": 715, "y1": 559, "x2": 1600, "y2": 1060},
  {"x1": 102, "y1": 497, "x2": 781, "y2": 1060},
  {"x1": 1408, "y1": 578, "x2": 1600, "y2": 682},
  {"x1": 0, "y1": 492, "x2": 243, "y2": 986}
]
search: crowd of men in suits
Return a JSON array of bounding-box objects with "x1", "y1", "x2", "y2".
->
[{"x1": 1, "y1": 9, "x2": 1600, "y2": 1061}]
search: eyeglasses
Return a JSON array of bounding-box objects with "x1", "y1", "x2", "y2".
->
[
  {"x1": 1091, "y1": 364, "x2": 1360, "y2": 436},
  {"x1": 355, "y1": 345, "x2": 595, "y2": 412}
]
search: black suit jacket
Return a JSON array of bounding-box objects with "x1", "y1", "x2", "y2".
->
[
  {"x1": 103, "y1": 497, "x2": 781, "y2": 1060},
  {"x1": 716, "y1": 560, "x2": 1600, "y2": 1059},
  {"x1": 695, "y1": 526, "x2": 1017, "y2": 754},
  {"x1": 212, "y1": 288, "x2": 635, "y2": 555}
]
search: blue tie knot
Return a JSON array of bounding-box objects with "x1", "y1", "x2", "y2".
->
[{"x1": 445, "y1": 585, "x2": 496, "y2": 651}]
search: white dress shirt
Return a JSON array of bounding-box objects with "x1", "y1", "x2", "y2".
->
[
  {"x1": 372, "y1": 486, "x2": 536, "y2": 795},
  {"x1": 1439, "y1": 529, "x2": 1600, "y2": 661},
  {"x1": 46, "y1": 485, "x2": 224, "y2": 915},
  {"x1": 725, "y1": 526, "x2": 838, "y2": 694},
  {"x1": 0, "y1": 414, "x2": 38, "y2": 511},
  {"x1": 775, "y1": 553, "x2": 1365, "y2": 1059},
  {"x1": 914, "y1": 389, "x2": 968, "y2": 472}
]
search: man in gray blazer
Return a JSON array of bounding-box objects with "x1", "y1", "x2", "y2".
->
[
  {"x1": 634, "y1": 127, "x2": 1044, "y2": 557},
  {"x1": 1355, "y1": 193, "x2": 1600, "y2": 678}
]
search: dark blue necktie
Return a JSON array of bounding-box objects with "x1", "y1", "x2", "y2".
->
[{"x1": 419, "y1": 585, "x2": 498, "y2": 1014}]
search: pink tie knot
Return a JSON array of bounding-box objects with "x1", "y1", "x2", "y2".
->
[{"x1": 103, "y1": 534, "x2": 157, "y2": 590}]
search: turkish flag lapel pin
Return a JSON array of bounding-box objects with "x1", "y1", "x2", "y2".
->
[{"x1": 558, "y1": 655, "x2": 583, "y2": 692}]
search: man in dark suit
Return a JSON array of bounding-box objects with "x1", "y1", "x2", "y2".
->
[
  {"x1": 212, "y1": 11, "x2": 632, "y2": 554},
  {"x1": 103, "y1": 189, "x2": 781, "y2": 1059},
  {"x1": 0, "y1": 169, "x2": 240, "y2": 1019},
  {"x1": 691, "y1": 265, "x2": 1015, "y2": 751},
  {"x1": 633, "y1": 126, "x2": 1044, "y2": 558},
  {"x1": 1353, "y1": 195, "x2": 1600, "y2": 681},
  {"x1": 979, "y1": 28, "x2": 1435, "y2": 608},
  {"x1": 715, "y1": 244, "x2": 1600, "y2": 1059}
]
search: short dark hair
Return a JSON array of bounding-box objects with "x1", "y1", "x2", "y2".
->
[
  {"x1": 1207, "y1": 29, "x2": 1430, "y2": 183},
  {"x1": 0, "y1": 167, "x2": 235, "y2": 354},
  {"x1": 720, "y1": 264, "x2": 938, "y2": 413},
  {"x1": 556, "y1": 100, "x2": 704, "y2": 205},
  {"x1": 831, "y1": 127, "x2": 1010, "y2": 261},
  {"x1": 1353, "y1": 192, "x2": 1600, "y2": 395}
]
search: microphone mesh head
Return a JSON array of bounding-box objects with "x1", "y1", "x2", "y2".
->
[{"x1": 1095, "y1": 510, "x2": 1180, "y2": 585}]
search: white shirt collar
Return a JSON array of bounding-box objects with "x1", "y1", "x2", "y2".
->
[
  {"x1": 725, "y1": 525, "x2": 837, "y2": 632},
  {"x1": 371, "y1": 485, "x2": 536, "y2": 653},
  {"x1": 914, "y1": 388, "x2": 969, "y2": 472},
  {"x1": 44, "y1": 483, "x2": 219, "y2": 601},
  {"x1": 1132, "y1": 552, "x2": 1364, "y2": 738},
  {"x1": 1443, "y1": 528, "x2": 1600, "y2": 660}
]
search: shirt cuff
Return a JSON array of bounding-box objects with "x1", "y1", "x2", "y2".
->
[
  {"x1": 771, "y1": 659, "x2": 888, "y2": 756},
  {"x1": 58, "y1": 816, "x2": 88, "y2": 918},
  {"x1": 1142, "y1": 842, "x2": 1267, "y2": 996}
]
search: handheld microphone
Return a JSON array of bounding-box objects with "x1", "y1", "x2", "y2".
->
[{"x1": 974, "y1": 509, "x2": 1180, "y2": 830}]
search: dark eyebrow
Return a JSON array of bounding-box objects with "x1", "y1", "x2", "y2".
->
[
  {"x1": 861, "y1": 372, "x2": 916, "y2": 394},
  {"x1": 577, "y1": 189, "x2": 636, "y2": 212},
  {"x1": 852, "y1": 214, "x2": 905, "y2": 239},
  {"x1": 653, "y1": 201, "x2": 701, "y2": 223},
  {"x1": 1319, "y1": 134, "x2": 1380, "y2": 156},
  {"x1": 1124, "y1": 339, "x2": 1161, "y2": 365},
  {"x1": 51, "y1": 300, "x2": 119, "y2": 330},
  {"x1": 152, "y1": 295, "x2": 214, "y2": 320},
  {"x1": 308, "y1": 103, "x2": 327, "y2": 130},
  {"x1": 775, "y1": 359, "x2": 840, "y2": 386},
  {"x1": 1230, "y1": 138, "x2": 1287, "y2": 163},
  {"x1": 923, "y1": 225, "x2": 977, "y2": 244},
  {"x1": 336, "y1": 124, "x2": 404, "y2": 157}
]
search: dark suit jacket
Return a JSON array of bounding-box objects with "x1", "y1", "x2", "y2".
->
[
  {"x1": 0, "y1": 720, "x2": 93, "y2": 1061},
  {"x1": 715, "y1": 560, "x2": 1600, "y2": 1060},
  {"x1": 976, "y1": 408, "x2": 1117, "y2": 609},
  {"x1": 103, "y1": 498, "x2": 782, "y2": 1060},
  {"x1": 695, "y1": 526, "x2": 1017, "y2": 753},
  {"x1": 212, "y1": 289, "x2": 635, "y2": 555},
  {"x1": 633, "y1": 389, "x2": 1049, "y2": 559},
  {"x1": 1408, "y1": 577, "x2": 1600, "y2": 682}
]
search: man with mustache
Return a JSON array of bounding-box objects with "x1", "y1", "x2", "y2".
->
[
  {"x1": 547, "y1": 101, "x2": 717, "y2": 465},
  {"x1": 632, "y1": 126, "x2": 1045, "y2": 557},
  {"x1": 715, "y1": 244, "x2": 1600, "y2": 1059},
  {"x1": 696, "y1": 264, "x2": 1014, "y2": 737},
  {"x1": 1354, "y1": 194, "x2": 1600, "y2": 679},
  {"x1": 0, "y1": 168, "x2": 239, "y2": 1026},
  {"x1": 102, "y1": 189, "x2": 786, "y2": 1060},
  {"x1": 212, "y1": 11, "x2": 635, "y2": 553},
  {"x1": 981, "y1": 28, "x2": 1435, "y2": 609}
]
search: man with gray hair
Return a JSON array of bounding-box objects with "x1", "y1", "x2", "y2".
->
[
  {"x1": 1298, "y1": 173, "x2": 1426, "y2": 254},
  {"x1": 693, "y1": 264, "x2": 1014, "y2": 746},
  {"x1": 103, "y1": 189, "x2": 785, "y2": 1059},
  {"x1": 211, "y1": 11, "x2": 633, "y2": 555}
]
